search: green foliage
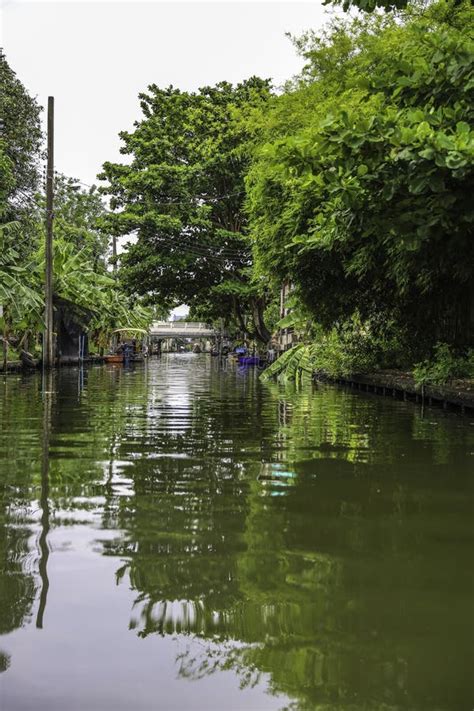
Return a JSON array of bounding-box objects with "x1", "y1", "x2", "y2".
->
[
  {"x1": 0, "y1": 53, "x2": 42, "y2": 195},
  {"x1": 35, "y1": 237, "x2": 151, "y2": 339},
  {"x1": 0, "y1": 55, "x2": 148, "y2": 352},
  {"x1": 34, "y1": 178, "x2": 147, "y2": 340},
  {"x1": 277, "y1": 293, "x2": 314, "y2": 337},
  {"x1": 311, "y1": 322, "x2": 380, "y2": 377},
  {"x1": 247, "y1": 3, "x2": 474, "y2": 357},
  {"x1": 37, "y1": 239, "x2": 111, "y2": 313},
  {"x1": 0, "y1": 221, "x2": 43, "y2": 331},
  {"x1": 3, "y1": 7, "x2": 474, "y2": 364},
  {"x1": 413, "y1": 343, "x2": 474, "y2": 386},
  {"x1": 326, "y1": 0, "x2": 409, "y2": 12},
  {"x1": 100, "y1": 78, "x2": 274, "y2": 341},
  {"x1": 0, "y1": 143, "x2": 15, "y2": 205},
  {"x1": 262, "y1": 294, "x2": 281, "y2": 335},
  {"x1": 0, "y1": 52, "x2": 42, "y2": 255},
  {"x1": 262, "y1": 313, "x2": 408, "y2": 382},
  {"x1": 50, "y1": 175, "x2": 110, "y2": 264},
  {"x1": 261, "y1": 343, "x2": 308, "y2": 383},
  {"x1": 325, "y1": 0, "x2": 466, "y2": 13}
]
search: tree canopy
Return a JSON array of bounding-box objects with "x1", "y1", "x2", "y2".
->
[
  {"x1": 100, "y1": 78, "x2": 274, "y2": 341},
  {"x1": 2, "y1": 2, "x2": 473, "y2": 368},
  {"x1": 246, "y1": 1, "x2": 474, "y2": 356},
  {"x1": 0, "y1": 51, "x2": 42, "y2": 244}
]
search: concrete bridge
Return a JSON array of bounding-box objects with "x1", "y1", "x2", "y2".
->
[{"x1": 149, "y1": 321, "x2": 219, "y2": 339}]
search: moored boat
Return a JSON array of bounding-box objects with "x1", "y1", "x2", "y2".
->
[
  {"x1": 104, "y1": 354, "x2": 124, "y2": 364},
  {"x1": 238, "y1": 355, "x2": 262, "y2": 366}
]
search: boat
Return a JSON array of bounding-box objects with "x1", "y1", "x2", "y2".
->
[
  {"x1": 104, "y1": 354, "x2": 124, "y2": 364},
  {"x1": 238, "y1": 355, "x2": 262, "y2": 366}
]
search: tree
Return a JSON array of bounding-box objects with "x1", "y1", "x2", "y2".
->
[
  {"x1": 100, "y1": 78, "x2": 273, "y2": 342},
  {"x1": 246, "y1": 2, "x2": 474, "y2": 357},
  {"x1": 52, "y1": 175, "x2": 110, "y2": 266},
  {"x1": 0, "y1": 145, "x2": 43, "y2": 348},
  {"x1": 326, "y1": 0, "x2": 408, "y2": 13},
  {"x1": 0, "y1": 221, "x2": 43, "y2": 328},
  {"x1": 34, "y1": 237, "x2": 151, "y2": 345},
  {"x1": 0, "y1": 51, "x2": 42, "y2": 254}
]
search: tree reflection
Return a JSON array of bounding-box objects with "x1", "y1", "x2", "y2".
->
[
  {"x1": 0, "y1": 358, "x2": 472, "y2": 708},
  {"x1": 101, "y1": 369, "x2": 473, "y2": 710},
  {"x1": 0, "y1": 376, "x2": 40, "y2": 668},
  {"x1": 0, "y1": 650, "x2": 10, "y2": 673}
]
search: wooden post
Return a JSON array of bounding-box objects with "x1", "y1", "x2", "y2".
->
[
  {"x1": 44, "y1": 97, "x2": 54, "y2": 369},
  {"x1": 2, "y1": 328, "x2": 7, "y2": 373}
]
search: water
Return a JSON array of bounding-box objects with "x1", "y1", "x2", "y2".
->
[{"x1": 0, "y1": 354, "x2": 472, "y2": 710}]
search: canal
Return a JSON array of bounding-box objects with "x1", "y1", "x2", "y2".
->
[{"x1": 0, "y1": 354, "x2": 472, "y2": 710}]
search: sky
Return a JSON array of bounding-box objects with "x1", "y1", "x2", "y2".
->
[
  {"x1": 1, "y1": 0, "x2": 330, "y2": 186},
  {"x1": 1, "y1": 0, "x2": 330, "y2": 316}
]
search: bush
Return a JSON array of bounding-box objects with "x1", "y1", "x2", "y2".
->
[
  {"x1": 261, "y1": 316, "x2": 385, "y2": 383},
  {"x1": 311, "y1": 323, "x2": 379, "y2": 378},
  {"x1": 413, "y1": 343, "x2": 474, "y2": 387}
]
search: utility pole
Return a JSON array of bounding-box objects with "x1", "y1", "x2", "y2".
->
[
  {"x1": 44, "y1": 97, "x2": 54, "y2": 368},
  {"x1": 0, "y1": 107, "x2": 7, "y2": 372}
]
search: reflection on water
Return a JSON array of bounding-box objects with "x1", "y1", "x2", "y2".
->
[{"x1": 0, "y1": 354, "x2": 473, "y2": 710}]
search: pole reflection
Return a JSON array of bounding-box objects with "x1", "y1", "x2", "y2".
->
[{"x1": 36, "y1": 370, "x2": 52, "y2": 629}]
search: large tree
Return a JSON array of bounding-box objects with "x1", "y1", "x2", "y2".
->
[
  {"x1": 247, "y1": 1, "x2": 474, "y2": 356},
  {"x1": 100, "y1": 78, "x2": 273, "y2": 341},
  {"x1": 0, "y1": 51, "x2": 42, "y2": 252}
]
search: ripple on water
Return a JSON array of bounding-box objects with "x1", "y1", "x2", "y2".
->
[{"x1": 0, "y1": 355, "x2": 473, "y2": 711}]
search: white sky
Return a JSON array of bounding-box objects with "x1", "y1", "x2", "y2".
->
[
  {"x1": 1, "y1": 0, "x2": 331, "y2": 317},
  {"x1": 1, "y1": 0, "x2": 330, "y2": 187}
]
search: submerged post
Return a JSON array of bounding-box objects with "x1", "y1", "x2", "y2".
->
[{"x1": 44, "y1": 97, "x2": 54, "y2": 368}]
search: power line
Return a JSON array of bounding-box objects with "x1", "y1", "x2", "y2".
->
[
  {"x1": 142, "y1": 238, "x2": 251, "y2": 263},
  {"x1": 151, "y1": 231, "x2": 250, "y2": 255},
  {"x1": 123, "y1": 232, "x2": 251, "y2": 265},
  {"x1": 132, "y1": 231, "x2": 251, "y2": 259},
  {"x1": 35, "y1": 176, "x2": 251, "y2": 261},
  {"x1": 68, "y1": 178, "x2": 246, "y2": 209},
  {"x1": 9, "y1": 183, "x2": 250, "y2": 260},
  {"x1": 105, "y1": 195, "x2": 246, "y2": 212}
]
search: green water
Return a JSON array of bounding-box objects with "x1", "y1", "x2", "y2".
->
[{"x1": 0, "y1": 354, "x2": 472, "y2": 710}]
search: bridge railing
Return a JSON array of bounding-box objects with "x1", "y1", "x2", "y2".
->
[
  {"x1": 151, "y1": 321, "x2": 211, "y2": 331},
  {"x1": 149, "y1": 321, "x2": 219, "y2": 337}
]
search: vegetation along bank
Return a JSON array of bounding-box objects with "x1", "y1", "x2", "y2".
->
[{"x1": 1, "y1": 0, "x2": 473, "y2": 400}]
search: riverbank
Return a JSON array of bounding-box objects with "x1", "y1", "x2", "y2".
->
[
  {"x1": 323, "y1": 369, "x2": 474, "y2": 414},
  {"x1": 0, "y1": 355, "x2": 106, "y2": 373}
]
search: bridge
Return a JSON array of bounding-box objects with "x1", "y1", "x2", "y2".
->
[{"x1": 149, "y1": 321, "x2": 219, "y2": 339}]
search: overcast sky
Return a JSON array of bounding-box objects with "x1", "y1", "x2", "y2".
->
[
  {"x1": 2, "y1": 0, "x2": 330, "y2": 187},
  {"x1": 1, "y1": 0, "x2": 330, "y2": 317}
]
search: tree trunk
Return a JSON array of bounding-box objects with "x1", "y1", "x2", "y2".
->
[
  {"x1": 251, "y1": 296, "x2": 271, "y2": 344},
  {"x1": 233, "y1": 297, "x2": 248, "y2": 338}
]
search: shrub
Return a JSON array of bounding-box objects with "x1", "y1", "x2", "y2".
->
[{"x1": 413, "y1": 343, "x2": 474, "y2": 387}]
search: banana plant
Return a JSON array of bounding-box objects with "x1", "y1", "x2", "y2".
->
[
  {"x1": 36, "y1": 238, "x2": 114, "y2": 314},
  {"x1": 0, "y1": 221, "x2": 44, "y2": 328},
  {"x1": 260, "y1": 343, "x2": 316, "y2": 384}
]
